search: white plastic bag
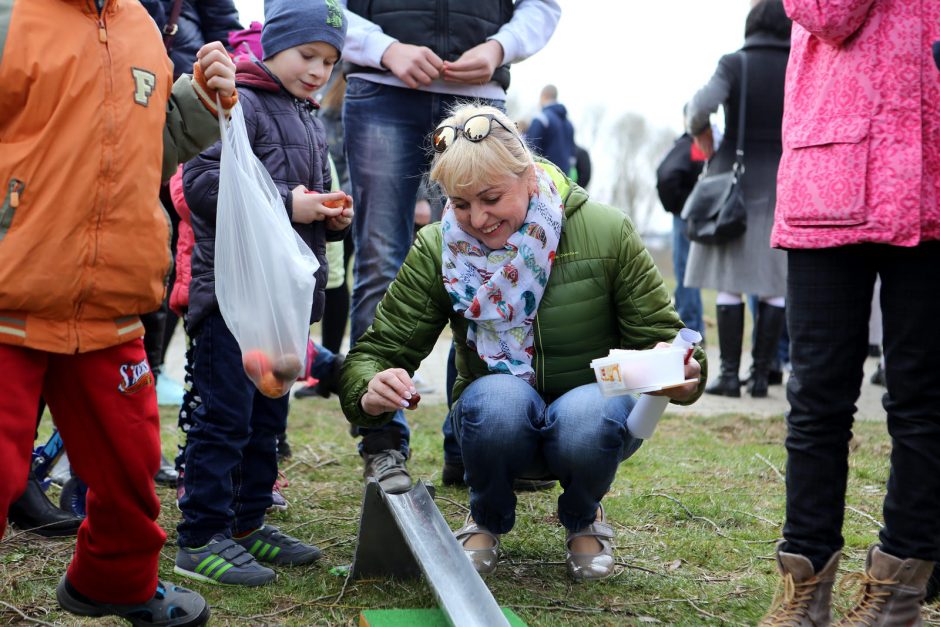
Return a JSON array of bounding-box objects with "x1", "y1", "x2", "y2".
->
[{"x1": 215, "y1": 101, "x2": 319, "y2": 398}]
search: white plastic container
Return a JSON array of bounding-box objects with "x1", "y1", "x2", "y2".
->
[
  {"x1": 602, "y1": 329, "x2": 703, "y2": 439},
  {"x1": 590, "y1": 347, "x2": 687, "y2": 397}
]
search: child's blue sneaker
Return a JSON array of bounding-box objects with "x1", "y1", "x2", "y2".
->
[
  {"x1": 56, "y1": 575, "x2": 209, "y2": 626},
  {"x1": 233, "y1": 524, "x2": 321, "y2": 566},
  {"x1": 174, "y1": 536, "x2": 275, "y2": 587}
]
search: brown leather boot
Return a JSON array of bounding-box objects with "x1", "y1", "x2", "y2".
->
[
  {"x1": 760, "y1": 548, "x2": 840, "y2": 626},
  {"x1": 836, "y1": 545, "x2": 933, "y2": 626}
]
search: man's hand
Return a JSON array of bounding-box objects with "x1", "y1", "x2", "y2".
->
[
  {"x1": 442, "y1": 40, "x2": 504, "y2": 85},
  {"x1": 195, "y1": 41, "x2": 236, "y2": 98},
  {"x1": 381, "y1": 42, "x2": 443, "y2": 88},
  {"x1": 360, "y1": 368, "x2": 418, "y2": 416}
]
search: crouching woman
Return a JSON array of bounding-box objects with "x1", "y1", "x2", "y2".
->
[{"x1": 339, "y1": 104, "x2": 706, "y2": 581}]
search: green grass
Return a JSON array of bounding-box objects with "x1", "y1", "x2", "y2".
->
[{"x1": 5, "y1": 398, "x2": 936, "y2": 625}]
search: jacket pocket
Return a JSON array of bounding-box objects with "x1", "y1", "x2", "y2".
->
[
  {"x1": 0, "y1": 178, "x2": 26, "y2": 243},
  {"x1": 780, "y1": 116, "x2": 869, "y2": 226}
]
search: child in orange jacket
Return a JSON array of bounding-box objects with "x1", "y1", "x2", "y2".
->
[{"x1": 0, "y1": 0, "x2": 236, "y2": 624}]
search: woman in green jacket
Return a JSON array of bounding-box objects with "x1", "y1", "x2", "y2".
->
[{"x1": 340, "y1": 104, "x2": 706, "y2": 581}]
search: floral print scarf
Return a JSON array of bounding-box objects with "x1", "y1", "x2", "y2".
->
[{"x1": 441, "y1": 167, "x2": 563, "y2": 385}]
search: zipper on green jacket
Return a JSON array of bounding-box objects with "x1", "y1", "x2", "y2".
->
[{"x1": 0, "y1": 178, "x2": 24, "y2": 243}]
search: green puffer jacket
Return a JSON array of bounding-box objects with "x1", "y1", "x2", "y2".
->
[{"x1": 340, "y1": 165, "x2": 708, "y2": 427}]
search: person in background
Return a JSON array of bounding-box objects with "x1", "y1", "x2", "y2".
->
[
  {"x1": 572, "y1": 144, "x2": 592, "y2": 189},
  {"x1": 6, "y1": 405, "x2": 83, "y2": 537},
  {"x1": 340, "y1": 0, "x2": 561, "y2": 493},
  {"x1": 526, "y1": 84, "x2": 576, "y2": 176},
  {"x1": 684, "y1": 0, "x2": 791, "y2": 399},
  {"x1": 295, "y1": 157, "x2": 350, "y2": 403},
  {"x1": 315, "y1": 74, "x2": 354, "y2": 358},
  {"x1": 228, "y1": 20, "x2": 264, "y2": 61},
  {"x1": 655, "y1": 131, "x2": 707, "y2": 343},
  {"x1": 340, "y1": 104, "x2": 705, "y2": 581},
  {"x1": 145, "y1": 0, "x2": 242, "y2": 83},
  {"x1": 759, "y1": 1, "x2": 940, "y2": 623},
  {"x1": 0, "y1": 0, "x2": 237, "y2": 621},
  {"x1": 743, "y1": 293, "x2": 789, "y2": 388},
  {"x1": 296, "y1": 74, "x2": 352, "y2": 401}
]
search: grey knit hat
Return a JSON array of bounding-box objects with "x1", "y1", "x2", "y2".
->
[{"x1": 262, "y1": 0, "x2": 347, "y2": 60}]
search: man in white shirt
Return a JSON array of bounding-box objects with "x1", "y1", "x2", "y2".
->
[{"x1": 340, "y1": 0, "x2": 560, "y2": 493}]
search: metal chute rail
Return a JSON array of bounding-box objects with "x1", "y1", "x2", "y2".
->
[{"x1": 351, "y1": 479, "x2": 511, "y2": 627}]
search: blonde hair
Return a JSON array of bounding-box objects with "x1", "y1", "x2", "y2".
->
[{"x1": 429, "y1": 104, "x2": 533, "y2": 196}]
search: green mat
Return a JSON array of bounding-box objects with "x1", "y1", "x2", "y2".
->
[{"x1": 359, "y1": 608, "x2": 527, "y2": 626}]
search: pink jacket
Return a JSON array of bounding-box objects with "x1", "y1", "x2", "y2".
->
[
  {"x1": 169, "y1": 168, "x2": 194, "y2": 316},
  {"x1": 772, "y1": 0, "x2": 940, "y2": 249}
]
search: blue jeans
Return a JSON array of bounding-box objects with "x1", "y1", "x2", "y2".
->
[
  {"x1": 442, "y1": 342, "x2": 461, "y2": 464},
  {"x1": 450, "y1": 375, "x2": 642, "y2": 534},
  {"x1": 343, "y1": 79, "x2": 503, "y2": 456},
  {"x1": 672, "y1": 215, "x2": 704, "y2": 337},
  {"x1": 177, "y1": 311, "x2": 288, "y2": 548}
]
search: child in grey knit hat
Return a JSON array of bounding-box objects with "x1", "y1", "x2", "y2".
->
[
  {"x1": 261, "y1": 0, "x2": 347, "y2": 100},
  {"x1": 174, "y1": 0, "x2": 352, "y2": 588}
]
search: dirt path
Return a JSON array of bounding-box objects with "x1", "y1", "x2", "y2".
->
[{"x1": 668, "y1": 346, "x2": 887, "y2": 421}]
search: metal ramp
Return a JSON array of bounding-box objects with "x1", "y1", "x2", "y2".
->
[{"x1": 351, "y1": 479, "x2": 510, "y2": 627}]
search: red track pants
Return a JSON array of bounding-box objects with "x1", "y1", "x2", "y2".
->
[{"x1": 0, "y1": 339, "x2": 166, "y2": 604}]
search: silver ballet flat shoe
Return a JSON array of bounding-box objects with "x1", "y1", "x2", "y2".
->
[
  {"x1": 565, "y1": 504, "x2": 615, "y2": 581},
  {"x1": 454, "y1": 516, "x2": 500, "y2": 575}
]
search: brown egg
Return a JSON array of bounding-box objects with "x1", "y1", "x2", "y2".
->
[{"x1": 273, "y1": 353, "x2": 302, "y2": 381}]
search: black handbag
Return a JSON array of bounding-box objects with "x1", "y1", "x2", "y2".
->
[{"x1": 681, "y1": 53, "x2": 748, "y2": 245}]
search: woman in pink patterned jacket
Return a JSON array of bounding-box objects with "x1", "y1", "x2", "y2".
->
[{"x1": 762, "y1": 1, "x2": 940, "y2": 624}]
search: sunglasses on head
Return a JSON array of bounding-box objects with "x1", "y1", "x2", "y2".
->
[{"x1": 432, "y1": 113, "x2": 521, "y2": 153}]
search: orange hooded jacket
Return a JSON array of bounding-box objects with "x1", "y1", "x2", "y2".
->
[{"x1": 0, "y1": 0, "x2": 222, "y2": 353}]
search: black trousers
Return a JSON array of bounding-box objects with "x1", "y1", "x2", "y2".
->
[
  {"x1": 320, "y1": 234, "x2": 354, "y2": 355},
  {"x1": 782, "y1": 243, "x2": 940, "y2": 571}
]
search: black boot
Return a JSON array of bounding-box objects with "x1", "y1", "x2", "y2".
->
[
  {"x1": 8, "y1": 470, "x2": 83, "y2": 537},
  {"x1": 705, "y1": 303, "x2": 744, "y2": 397},
  {"x1": 748, "y1": 302, "x2": 786, "y2": 398}
]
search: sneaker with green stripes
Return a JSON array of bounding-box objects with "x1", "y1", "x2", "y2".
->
[
  {"x1": 174, "y1": 536, "x2": 275, "y2": 586},
  {"x1": 233, "y1": 524, "x2": 321, "y2": 566}
]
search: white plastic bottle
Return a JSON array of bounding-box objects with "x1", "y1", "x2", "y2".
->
[{"x1": 625, "y1": 329, "x2": 702, "y2": 439}]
